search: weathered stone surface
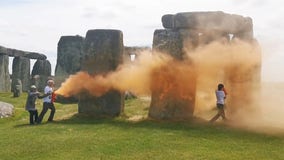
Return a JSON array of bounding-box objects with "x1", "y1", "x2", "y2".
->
[
  {"x1": 0, "y1": 101, "x2": 14, "y2": 118},
  {"x1": 149, "y1": 96, "x2": 195, "y2": 120},
  {"x1": 55, "y1": 95, "x2": 78, "y2": 104},
  {"x1": 81, "y1": 29, "x2": 124, "y2": 74},
  {"x1": 150, "y1": 28, "x2": 197, "y2": 120},
  {"x1": 148, "y1": 63, "x2": 196, "y2": 120},
  {"x1": 79, "y1": 29, "x2": 124, "y2": 116},
  {"x1": 55, "y1": 35, "x2": 84, "y2": 76},
  {"x1": 31, "y1": 60, "x2": 51, "y2": 76},
  {"x1": 0, "y1": 55, "x2": 11, "y2": 92},
  {"x1": 152, "y1": 29, "x2": 184, "y2": 60},
  {"x1": 233, "y1": 31, "x2": 253, "y2": 40},
  {"x1": 0, "y1": 45, "x2": 46, "y2": 60},
  {"x1": 78, "y1": 91, "x2": 124, "y2": 116},
  {"x1": 11, "y1": 57, "x2": 30, "y2": 92},
  {"x1": 31, "y1": 60, "x2": 51, "y2": 91},
  {"x1": 55, "y1": 35, "x2": 84, "y2": 100},
  {"x1": 12, "y1": 79, "x2": 22, "y2": 97},
  {"x1": 161, "y1": 14, "x2": 174, "y2": 29},
  {"x1": 162, "y1": 11, "x2": 253, "y2": 35},
  {"x1": 178, "y1": 29, "x2": 199, "y2": 50},
  {"x1": 179, "y1": 29, "x2": 230, "y2": 47}
]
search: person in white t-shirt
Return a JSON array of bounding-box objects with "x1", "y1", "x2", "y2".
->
[
  {"x1": 209, "y1": 83, "x2": 227, "y2": 123},
  {"x1": 38, "y1": 79, "x2": 56, "y2": 123}
]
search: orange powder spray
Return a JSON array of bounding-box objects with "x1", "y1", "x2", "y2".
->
[
  {"x1": 55, "y1": 39, "x2": 284, "y2": 133},
  {"x1": 55, "y1": 51, "x2": 174, "y2": 97}
]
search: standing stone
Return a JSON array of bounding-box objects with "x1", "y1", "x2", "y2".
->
[
  {"x1": 149, "y1": 65, "x2": 196, "y2": 120},
  {"x1": 11, "y1": 57, "x2": 30, "y2": 93},
  {"x1": 55, "y1": 35, "x2": 84, "y2": 103},
  {"x1": 31, "y1": 59, "x2": 51, "y2": 76},
  {"x1": 0, "y1": 55, "x2": 11, "y2": 92},
  {"x1": 13, "y1": 79, "x2": 22, "y2": 97},
  {"x1": 78, "y1": 29, "x2": 124, "y2": 116},
  {"x1": 149, "y1": 29, "x2": 196, "y2": 120},
  {"x1": 152, "y1": 29, "x2": 184, "y2": 60},
  {"x1": 55, "y1": 35, "x2": 84, "y2": 82},
  {"x1": 31, "y1": 60, "x2": 51, "y2": 91}
]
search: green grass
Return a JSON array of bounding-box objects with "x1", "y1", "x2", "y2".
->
[{"x1": 0, "y1": 92, "x2": 283, "y2": 160}]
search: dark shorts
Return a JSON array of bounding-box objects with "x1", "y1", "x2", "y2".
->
[{"x1": 217, "y1": 104, "x2": 224, "y2": 109}]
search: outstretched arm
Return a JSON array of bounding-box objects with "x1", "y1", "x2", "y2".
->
[{"x1": 38, "y1": 92, "x2": 51, "y2": 99}]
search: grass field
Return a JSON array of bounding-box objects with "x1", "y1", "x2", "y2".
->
[{"x1": 0, "y1": 92, "x2": 283, "y2": 160}]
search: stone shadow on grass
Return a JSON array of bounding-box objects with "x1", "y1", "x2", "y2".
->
[
  {"x1": 52, "y1": 113, "x2": 245, "y2": 137},
  {"x1": 54, "y1": 113, "x2": 283, "y2": 137}
]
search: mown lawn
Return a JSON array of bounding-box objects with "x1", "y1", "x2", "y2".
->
[{"x1": 0, "y1": 92, "x2": 283, "y2": 160}]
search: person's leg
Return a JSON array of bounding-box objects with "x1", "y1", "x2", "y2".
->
[
  {"x1": 210, "y1": 104, "x2": 223, "y2": 123},
  {"x1": 34, "y1": 110, "x2": 39, "y2": 123},
  {"x1": 28, "y1": 111, "x2": 34, "y2": 124},
  {"x1": 48, "y1": 103, "x2": 56, "y2": 121},
  {"x1": 38, "y1": 103, "x2": 49, "y2": 123},
  {"x1": 210, "y1": 113, "x2": 220, "y2": 122},
  {"x1": 220, "y1": 108, "x2": 226, "y2": 120}
]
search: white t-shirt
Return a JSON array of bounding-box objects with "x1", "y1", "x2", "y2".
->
[
  {"x1": 43, "y1": 86, "x2": 53, "y2": 103},
  {"x1": 215, "y1": 90, "x2": 225, "y2": 105}
]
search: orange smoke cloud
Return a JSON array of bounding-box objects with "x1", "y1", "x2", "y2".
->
[
  {"x1": 55, "y1": 51, "x2": 175, "y2": 97},
  {"x1": 55, "y1": 72, "x2": 110, "y2": 97},
  {"x1": 56, "y1": 39, "x2": 261, "y2": 107},
  {"x1": 151, "y1": 60, "x2": 196, "y2": 101},
  {"x1": 186, "y1": 39, "x2": 261, "y2": 114},
  {"x1": 55, "y1": 38, "x2": 284, "y2": 133}
]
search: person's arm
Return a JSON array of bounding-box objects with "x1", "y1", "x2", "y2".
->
[
  {"x1": 223, "y1": 91, "x2": 226, "y2": 100},
  {"x1": 223, "y1": 88, "x2": 228, "y2": 97},
  {"x1": 38, "y1": 92, "x2": 51, "y2": 99}
]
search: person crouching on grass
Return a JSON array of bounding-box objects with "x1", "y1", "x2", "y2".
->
[
  {"x1": 25, "y1": 85, "x2": 51, "y2": 125},
  {"x1": 210, "y1": 83, "x2": 227, "y2": 123}
]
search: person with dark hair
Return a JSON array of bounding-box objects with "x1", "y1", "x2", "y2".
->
[
  {"x1": 210, "y1": 83, "x2": 227, "y2": 123},
  {"x1": 25, "y1": 85, "x2": 50, "y2": 125},
  {"x1": 38, "y1": 79, "x2": 56, "y2": 123}
]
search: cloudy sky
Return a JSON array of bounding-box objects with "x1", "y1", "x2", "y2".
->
[{"x1": 0, "y1": 0, "x2": 283, "y2": 82}]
